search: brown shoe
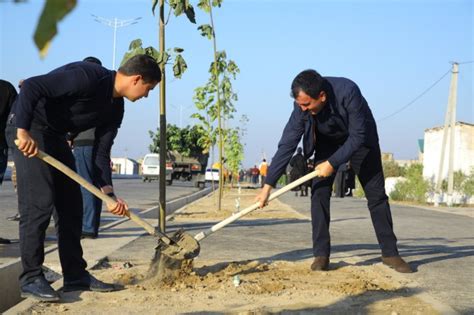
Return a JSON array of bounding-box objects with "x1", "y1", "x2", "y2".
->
[
  {"x1": 382, "y1": 256, "x2": 413, "y2": 273},
  {"x1": 311, "y1": 256, "x2": 329, "y2": 271}
]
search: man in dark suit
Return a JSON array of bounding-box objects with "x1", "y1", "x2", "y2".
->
[
  {"x1": 256, "y1": 69, "x2": 412, "y2": 273},
  {"x1": 7, "y1": 54, "x2": 161, "y2": 302}
]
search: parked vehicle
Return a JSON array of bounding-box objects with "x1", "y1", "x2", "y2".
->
[
  {"x1": 168, "y1": 150, "x2": 207, "y2": 188},
  {"x1": 141, "y1": 153, "x2": 173, "y2": 184},
  {"x1": 205, "y1": 168, "x2": 219, "y2": 182}
]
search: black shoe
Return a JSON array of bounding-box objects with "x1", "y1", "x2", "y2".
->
[
  {"x1": 311, "y1": 256, "x2": 330, "y2": 271},
  {"x1": 21, "y1": 277, "x2": 60, "y2": 302},
  {"x1": 81, "y1": 232, "x2": 98, "y2": 239},
  {"x1": 382, "y1": 256, "x2": 413, "y2": 273},
  {"x1": 7, "y1": 213, "x2": 20, "y2": 221},
  {"x1": 0, "y1": 237, "x2": 11, "y2": 244},
  {"x1": 63, "y1": 274, "x2": 117, "y2": 292}
]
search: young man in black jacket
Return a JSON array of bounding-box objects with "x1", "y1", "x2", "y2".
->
[
  {"x1": 6, "y1": 54, "x2": 161, "y2": 301},
  {"x1": 256, "y1": 69, "x2": 412, "y2": 274}
]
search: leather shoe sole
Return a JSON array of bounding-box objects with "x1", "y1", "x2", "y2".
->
[
  {"x1": 63, "y1": 275, "x2": 117, "y2": 292},
  {"x1": 21, "y1": 291, "x2": 60, "y2": 302}
]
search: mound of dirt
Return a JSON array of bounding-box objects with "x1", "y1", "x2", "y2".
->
[{"x1": 30, "y1": 259, "x2": 437, "y2": 314}]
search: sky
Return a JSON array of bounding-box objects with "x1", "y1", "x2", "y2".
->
[{"x1": 0, "y1": 0, "x2": 472, "y2": 168}]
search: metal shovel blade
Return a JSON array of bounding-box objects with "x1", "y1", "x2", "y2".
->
[{"x1": 155, "y1": 229, "x2": 200, "y2": 260}]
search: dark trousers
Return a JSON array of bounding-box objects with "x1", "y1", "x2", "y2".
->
[
  {"x1": 0, "y1": 146, "x2": 7, "y2": 184},
  {"x1": 311, "y1": 145, "x2": 398, "y2": 258},
  {"x1": 73, "y1": 146, "x2": 102, "y2": 235},
  {"x1": 6, "y1": 125, "x2": 88, "y2": 285}
]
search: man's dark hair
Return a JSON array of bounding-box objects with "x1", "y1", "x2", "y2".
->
[
  {"x1": 118, "y1": 54, "x2": 162, "y2": 84},
  {"x1": 291, "y1": 69, "x2": 326, "y2": 99},
  {"x1": 83, "y1": 56, "x2": 102, "y2": 65},
  {"x1": 297, "y1": 147, "x2": 302, "y2": 154}
]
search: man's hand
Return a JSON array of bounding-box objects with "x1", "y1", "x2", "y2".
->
[
  {"x1": 315, "y1": 160, "x2": 335, "y2": 177},
  {"x1": 107, "y1": 197, "x2": 128, "y2": 216},
  {"x1": 255, "y1": 184, "x2": 273, "y2": 208},
  {"x1": 16, "y1": 128, "x2": 38, "y2": 157}
]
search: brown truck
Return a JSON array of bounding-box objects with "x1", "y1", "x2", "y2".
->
[{"x1": 167, "y1": 150, "x2": 208, "y2": 188}]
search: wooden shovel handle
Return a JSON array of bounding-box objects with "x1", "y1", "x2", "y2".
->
[
  {"x1": 15, "y1": 140, "x2": 157, "y2": 236},
  {"x1": 194, "y1": 168, "x2": 321, "y2": 241}
]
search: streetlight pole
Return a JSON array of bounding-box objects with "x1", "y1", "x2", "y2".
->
[{"x1": 91, "y1": 15, "x2": 142, "y2": 69}]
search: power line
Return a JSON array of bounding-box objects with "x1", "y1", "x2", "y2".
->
[{"x1": 378, "y1": 69, "x2": 451, "y2": 122}]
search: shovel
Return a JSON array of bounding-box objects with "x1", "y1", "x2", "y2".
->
[
  {"x1": 15, "y1": 141, "x2": 178, "y2": 246},
  {"x1": 155, "y1": 168, "x2": 321, "y2": 261}
]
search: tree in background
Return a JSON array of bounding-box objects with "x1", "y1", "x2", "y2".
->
[
  {"x1": 194, "y1": 0, "x2": 240, "y2": 210},
  {"x1": 149, "y1": 124, "x2": 209, "y2": 163},
  {"x1": 224, "y1": 128, "x2": 244, "y2": 186}
]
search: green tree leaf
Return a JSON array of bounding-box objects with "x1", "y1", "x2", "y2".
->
[
  {"x1": 152, "y1": 0, "x2": 158, "y2": 15},
  {"x1": 198, "y1": 24, "x2": 213, "y2": 39},
  {"x1": 33, "y1": 0, "x2": 77, "y2": 58},
  {"x1": 197, "y1": 0, "x2": 211, "y2": 13},
  {"x1": 173, "y1": 54, "x2": 188, "y2": 78},
  {"x1": 184, "y1": 4, "x2": 196, "y2": 23}
]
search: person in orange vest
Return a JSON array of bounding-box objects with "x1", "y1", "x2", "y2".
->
[{"x1": 259, "y1": 159, "x2": 268, "y2": 188}]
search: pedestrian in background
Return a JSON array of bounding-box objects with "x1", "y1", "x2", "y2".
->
[
  {"x1": 251, "y1": 165, "x2": 260, "y2": 185},
  {"x1": 68, "y1": 56, "x2": 124, "y2": 239},
  {"x1": 259, "y1": 158, "x2": 268, "y2": 188},
  {"x1": 0, "y1": 79, "x2": 17, "y2": 244},
  {"x1": 289, "y1": 147, "x2": 308, "y2": 196}
]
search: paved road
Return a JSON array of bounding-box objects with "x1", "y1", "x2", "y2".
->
[
  {"x1": 278, "y1": 194, "x2": 474, "y2": 314},
  {"x1": 0, "y1": 178, "x2": 202, "y2": 265}
]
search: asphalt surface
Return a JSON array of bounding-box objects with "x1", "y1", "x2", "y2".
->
[
  {"x1": 0, "y1": 178, "x2": 201, "y2": 265},
  {"x1": 277, "y1": 194, "x2": 474, "y2": 315}
]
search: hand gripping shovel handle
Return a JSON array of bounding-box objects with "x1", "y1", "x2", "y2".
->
[
  {"x1": 193, "y1": 169, "x2": 321, "y2": 241},
  {"x1": 16, "y1": 141, "x2": 157, "y2": 237}
]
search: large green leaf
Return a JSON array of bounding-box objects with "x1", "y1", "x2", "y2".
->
[
  {"x1": 33, "y1": 0, "x2": 77, "y2": 58},
  {"x1": 184, "y1": 5, "x2": 196, "y2": 24},
  {"x1": 173, "y1": 54, "x2": 188, "y2": 78}
]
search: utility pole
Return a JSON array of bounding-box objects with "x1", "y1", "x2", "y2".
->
[
  {"x1": 434, "y1": 62, "x2": 459, "y2": 207},
  {"x1": 92, "y1": 15, "x2": 141, "y2": 69}
]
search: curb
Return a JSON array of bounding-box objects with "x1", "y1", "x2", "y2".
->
[{"x1": 1, "y1": 187, "x2": 211, "y2": 314}]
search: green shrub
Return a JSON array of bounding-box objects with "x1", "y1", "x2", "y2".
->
[
  {"x1": 390, "y1": 163, "x2": 431, "y2": 203},
  {"x1": 461, "y1": 167, "x2": 474, "y2": 197},
  {"x1": 383, "y1": 160, "x2": 405, "y2": 177},
  {"x1": 439, "y1": 168, "x2": 473, "y2": 197},
  {"x1": 354, "y1": 177, "x2": 366, "y2": 198}
]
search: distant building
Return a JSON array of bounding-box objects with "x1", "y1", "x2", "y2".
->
[
  {"x1": 422, "y1": 121, "x2": 474, "y2": 183},
  {"x1": 381, "y1": 152, "x2": 418, "y2": 167},
  {"x1": 111, "y1": 157, "x2": 139, "y2": 175}
]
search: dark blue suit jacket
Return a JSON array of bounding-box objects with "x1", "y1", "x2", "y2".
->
[{"x1": 265, "y1": 76, "x2": 380, "y2": 187}]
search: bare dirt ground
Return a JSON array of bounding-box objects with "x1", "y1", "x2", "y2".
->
[{"x1": 28, "y1": 188, "x2": 439, "y2": 314}]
